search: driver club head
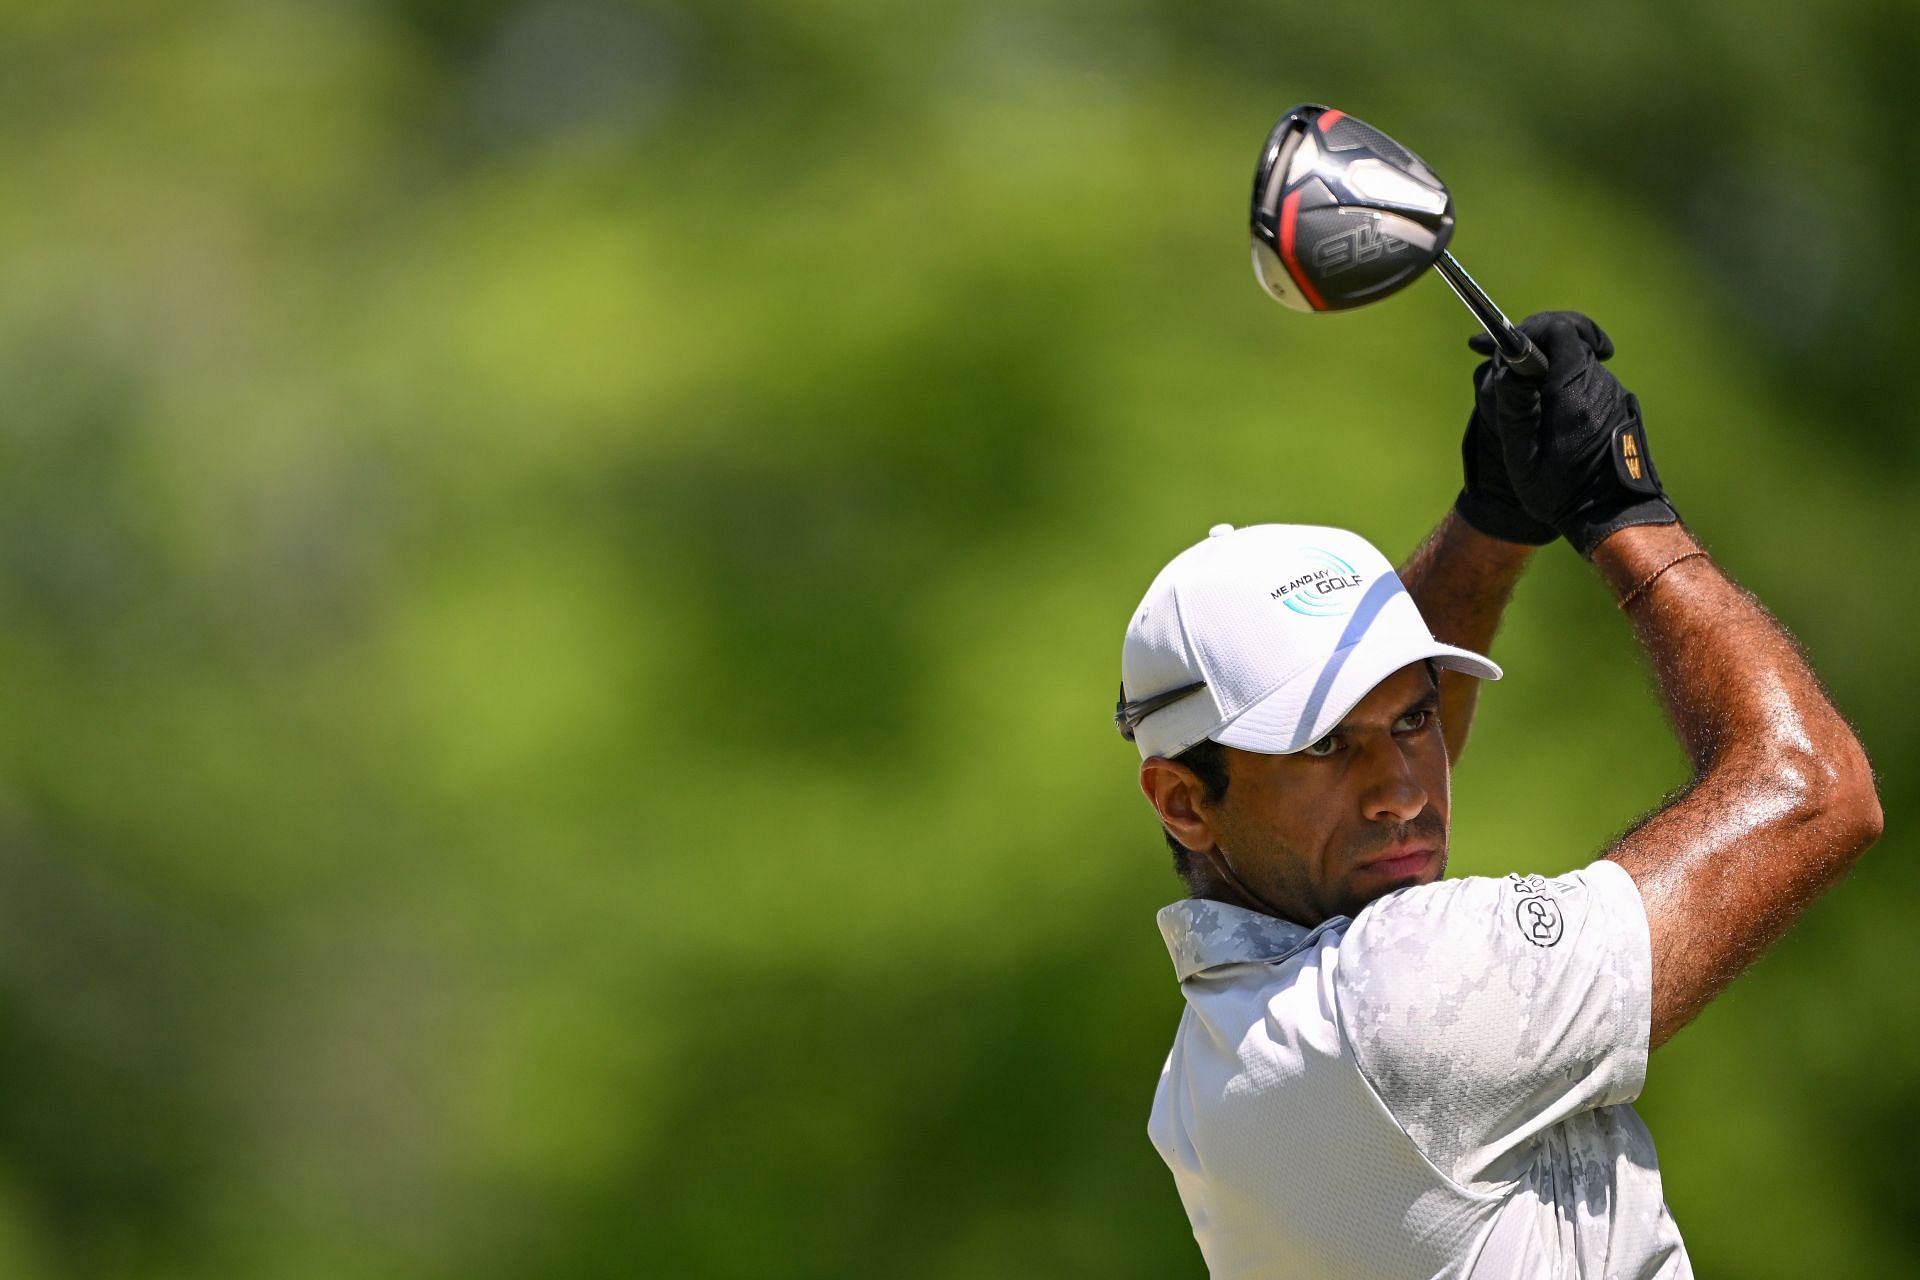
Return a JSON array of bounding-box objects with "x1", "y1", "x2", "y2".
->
[{"x1": 1250, "y1": 105, "x2": 1455, "y2": 313}]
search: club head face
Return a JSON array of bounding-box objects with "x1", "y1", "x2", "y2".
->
[{"x1": 1249, "y1": 105, "x2": 1456, "y2": 313}]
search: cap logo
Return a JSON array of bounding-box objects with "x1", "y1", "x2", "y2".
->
[{"x1": 1269, "y1": 548, "x2": 1366, "y2": 617}]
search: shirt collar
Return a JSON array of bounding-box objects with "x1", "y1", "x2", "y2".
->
[{"x1": 1156, "y1": 898, "x2": 1345, "y2": 981}]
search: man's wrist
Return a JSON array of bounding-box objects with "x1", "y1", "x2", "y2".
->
[
  {"x1": 1453, "y1": 487, "x2": 1559, "y2": 547},
  {"x1": 1589, "y1": 522, "x2": 1703, "y2": 601},
  {"x1": 1437, "y1": 508, "x2": 1543, "y2": 574},
  {"x1": 1566, "y1": 497, "x2": 1681, "y2": 559}
]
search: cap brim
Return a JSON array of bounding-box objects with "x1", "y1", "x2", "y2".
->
[{"x1": 1211, "y1": 587, "x2": 1500, "y2": 756}]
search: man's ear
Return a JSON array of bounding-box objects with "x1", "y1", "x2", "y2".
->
[{"x1": 1140, "y1": 756, "x2": 1217, "y2": 855}]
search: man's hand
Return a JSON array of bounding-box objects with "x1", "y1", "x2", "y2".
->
[
  {"x1": 1452, "y1": 361, "x2": 1558, "y2": 545},
  {"x1": 1471, "y1": 312, "x2": 1678, "y2": 557}
]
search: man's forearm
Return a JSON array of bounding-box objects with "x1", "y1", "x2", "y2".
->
[
  {"x1": 1399, "y1": 510, "x2": 1536, "y2": 762},
  {"x1": 1593, "y1": 523, "x2": 1882, "y2": 1046}
]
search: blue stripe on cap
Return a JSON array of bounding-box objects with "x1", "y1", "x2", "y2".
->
[{"x1": 1290, "y1": 573, "x2": 1407, "y2": 747}]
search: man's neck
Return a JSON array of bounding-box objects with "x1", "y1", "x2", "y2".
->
[{"x1": 1191, "y1": 855, "x2": 1308, "y2": 926}]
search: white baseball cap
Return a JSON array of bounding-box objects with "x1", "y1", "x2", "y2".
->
[{"x1": 1117, "y1": 523, "x2": 1501, "y2": 760}]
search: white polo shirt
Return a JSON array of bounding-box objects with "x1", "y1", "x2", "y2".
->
[{"x1": 1148, "y1": 860, "x2": 1691, "y2": 1278}]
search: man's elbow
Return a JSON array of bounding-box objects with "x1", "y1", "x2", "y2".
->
[
  {"x1": 1833, "y1": 758, "x2": 1885, "y2": 854},
  {"x1": 1780, "y1": 733, "x2": 1883, "y2": 858}
]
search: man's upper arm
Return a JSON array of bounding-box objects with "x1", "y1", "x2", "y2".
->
[
  {"x1": 1603, "y1": 751, "x2": 1882, "y2": 1050},
  {"x1": 1330, "y1": 863, "x2": 1652, "y2": 1188}
]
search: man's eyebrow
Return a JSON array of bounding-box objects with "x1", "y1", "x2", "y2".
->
[
  {"x1": 1403, "y1": 685, "x2": 1442, "y2": 715},
  {"x1": 1329, "y1": 684, "x2": 1441, "y2": 735}
]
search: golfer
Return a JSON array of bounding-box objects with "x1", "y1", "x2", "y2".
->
[{"x1": 1116, "y1": 313, "x2": 1881, "y2": 1278}]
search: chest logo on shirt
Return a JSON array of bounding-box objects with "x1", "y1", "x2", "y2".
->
[{"x1": 1515, "y1": 894, "x2": 1564, "y2": 947}]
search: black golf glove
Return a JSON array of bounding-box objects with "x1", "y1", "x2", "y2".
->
[
  {"x1": 1470, "y1": 312, "x2": 1677, "y2": 557},
  {"x1": 1453, "y1": 365, "x2": 1558, "y2": 546}
]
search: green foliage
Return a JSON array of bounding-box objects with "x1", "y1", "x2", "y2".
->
[{"x1": 0, "y1": 2, "x2": 1914, "y2": 1275}]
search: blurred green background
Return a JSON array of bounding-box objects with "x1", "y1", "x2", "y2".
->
[{"x1": 1, "y1": 1, "x2": 1915, "y2": 1276}]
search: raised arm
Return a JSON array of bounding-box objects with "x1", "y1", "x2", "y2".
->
[
  {"x1": 1594, "y1": 525, "x2": 1880, "y2": 1047},
  {"x1": 1399, "y1": 512, "x2": 1534, "y2": 763},
  {"x1": 1402, "y1": 335, "x2": 1562, "y2": 764},
  {"x1": 1479, "y1": 311, "x2": 1883, "y2": 1050}
]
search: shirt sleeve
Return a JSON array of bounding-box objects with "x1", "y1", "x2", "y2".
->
[{"x1": 1329, "y1": 860, "x2": 1652, "y2": 1190}]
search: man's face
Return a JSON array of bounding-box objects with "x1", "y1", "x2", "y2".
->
[{"x1": 1202, "y1": 662, "x2": 1450, "y2": 924}]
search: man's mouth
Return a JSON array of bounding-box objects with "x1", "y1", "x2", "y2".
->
[{"x1": 1357, "y1": 842, "x2": 1440, "y2": 879}]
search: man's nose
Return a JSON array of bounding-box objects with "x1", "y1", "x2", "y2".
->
[{"x1": 1359, "y1": 742, "x2": 1428, "y2": 824}]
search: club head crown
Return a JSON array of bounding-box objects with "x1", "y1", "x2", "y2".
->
[{"x1": 1249, "y1": 104, "x2": 1456, "y2": 313}]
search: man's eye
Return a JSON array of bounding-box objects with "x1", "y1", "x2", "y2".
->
[
  {"x1": 1395, "y1": 709, "x2": 1433, "y2": 733},
  {"x1": 1302, "y1": 735, "x2": 1342, "y2": 758}
]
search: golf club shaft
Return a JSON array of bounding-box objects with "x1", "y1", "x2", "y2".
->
[{"x1": 1431, "y1": 252, "x2": 1547, "y2": 378}]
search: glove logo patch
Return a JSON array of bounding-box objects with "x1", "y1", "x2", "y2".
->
[
  {"x1": 1515, "y1": 894, "x2": 1564, "y2": 948},
  {"x1": 1269, "y1": 549, "x2": 1365, "y2": 617},
  {"x1": 1610, "y1": 422, "x2": 1661, "y2": 496}
]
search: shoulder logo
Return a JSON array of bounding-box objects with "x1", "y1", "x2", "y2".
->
[
  {"x1": 1269, "y1": 548, "x2": 1366, "y2": 618},
  {"x1": 1515, "y1": 894, "x2": 1564, "y2": 947}
]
